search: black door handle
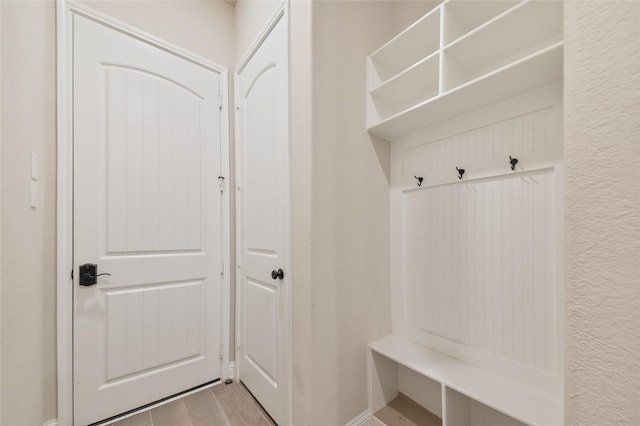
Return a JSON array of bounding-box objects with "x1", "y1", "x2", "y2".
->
[
  {"x1": 271, "y1": 269, "x2": 284, "y2": 280},
  {"x1": 79, "y1": 263, "x2": 111, "y2": 286}
]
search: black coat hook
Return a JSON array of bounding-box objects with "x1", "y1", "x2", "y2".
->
[
  {"x1": 509, "y1": 156, "x2": 518, "y2": 171},
  {"x1": 456, "y1": 167, "x2": 465, "y2": 180},
  {"x1": 414, "y1": 176, "x2": 423, "y2": 187}
]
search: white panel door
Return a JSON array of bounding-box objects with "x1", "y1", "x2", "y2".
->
[
  {"x1": 73, "y1": 15, "x2": 223, "y2": 425},
  {"x1": 236, "y1": 10, "x2": 289, "y2": 426}
]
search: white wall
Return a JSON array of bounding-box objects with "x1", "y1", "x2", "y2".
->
[
  {"x1": 305, "y1": 2, "x2": 437, "y2": 424},
  {"x1": 564, "y1": 1, "x2": 640, "y2": 424},
  {"x1": 288, "y1": 1, "x2": 314, "y2": 423},
  {"x1": 1, "y1": 2, "x2": 57, "y2": 424},
  {"x1": 85, "y1": 0, "x2": 235, "y2": 69}
]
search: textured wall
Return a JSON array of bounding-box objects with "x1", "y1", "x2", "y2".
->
[{"x1": 564, "y1": 1, "x2": 640, "y2": 424}]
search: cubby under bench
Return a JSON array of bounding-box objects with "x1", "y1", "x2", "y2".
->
[{"x1": 368, "y1": 335, "x2": 562, "y2": 426}]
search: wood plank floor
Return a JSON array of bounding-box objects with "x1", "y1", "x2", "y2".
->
[
  {"x1": 374, "y1": 394, "x2": 442, "y2": 426},
  {"x1": 110, "y1": 383, "x2": 276, "y2": 426}
]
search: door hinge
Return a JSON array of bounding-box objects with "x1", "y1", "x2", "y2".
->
[
  {"x1": 220, "y1": 260, "x2": 225, "y2": 276},
  {"x1": 218, "y1": 176, "x2": 225, "y2": 192},
  {"x1": 71, "y1": 269, "x2": 74, "y2": 280},
  {"x1": 219, "y1": 343, "x2": 224, "y2": 360},
  {"x1": 218, "y1": 95, "x2": 223, "y2": 111}
]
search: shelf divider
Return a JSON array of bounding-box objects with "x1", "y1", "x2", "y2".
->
[{"x1": 368, "y1": 42, "x2": 563, "y2": 141}]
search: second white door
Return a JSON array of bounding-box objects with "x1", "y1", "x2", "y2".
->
[{"x1": 236, "y1": 9, "x2": 289, "y2": 426}]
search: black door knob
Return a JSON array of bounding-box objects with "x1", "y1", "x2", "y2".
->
[
  {"x1": 79, "y1": 263, "x2": 111, "y2": 286},
  {"x1": 271, "y1": 269, "x2": 284, "y2": 280}
]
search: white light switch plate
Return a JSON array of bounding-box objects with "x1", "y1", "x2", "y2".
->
[{"x1": 31, "y1": 180, "x2": 38, "y2": 208}]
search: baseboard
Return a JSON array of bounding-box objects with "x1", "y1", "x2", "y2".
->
[
  {"x1": 44, "y1": 420, "x2": 59, "y2": 426},
  {"x1": 344, "y1": 410, "x2": 374, "y2": 426}
]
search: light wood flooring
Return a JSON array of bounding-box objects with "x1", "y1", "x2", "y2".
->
[
  {"x1": 110, "y1": 382, "x2": 276, "y2": 426},
  {"x1": 374, "y1": 393, "x2": 442, "y2": 426}
]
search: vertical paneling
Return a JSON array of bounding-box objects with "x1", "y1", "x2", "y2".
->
[
  {"x1": 245, "y1": 280, "x2": 277, "y2": 381},
  {"x1": 403, "y1": 169, "x2": 556, "y2": 373},
  {"x1": 402, "y1": 106, "x2": 558, "y2": 185},
  {"x1": 173, "y1": 284, "x2": 189, "y2": 360},
  {"x1": 186, "y1": 98, "x2": 202, "y2": 250},
  {"x1": 158, "y1": 287, "x2": 174, "y2": 366},
  {"x1": 172, "y1": 90, "x2": 189, "y2": 251},
  {"x1": 245, "y1": 68, "x2": 278, "y2": 255},
  {"x1": 143, "y1": 289, "x2": 160, "y2": 370},
  {"x1": 126, "y1": 72, "x2": 145, "y2": 251},
  {"x1": 544, "y1": 171, "x2": 557, "y2": 373},
  {"x1": 108, "y1": 70, "x2": 128, "y2": 252},
  {"x1": 143, "y1": 77, "x2": 160, "y2": 250},
  {"x1": 126, "y1": 291, "x2": 145, "y2": 374},
  {"x1": 106, "y1": 67, "x2": 204, "y2": 254},
  {"x1": 106, "y1": 282, "x2": 203, "y2": 381},
  {"x1": 186, "y1": 284, "x2": 202, "y2": 357},
  {"x1": 107, "y1": 293, "x2": 127, "y2": 380}
]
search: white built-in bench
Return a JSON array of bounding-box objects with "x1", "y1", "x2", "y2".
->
[{"x1": 368, "y1": 335, "x2": 563, "y2": 426}]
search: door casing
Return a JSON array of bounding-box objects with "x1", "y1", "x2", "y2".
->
[
  {"x1": 56, "y1": 2, "x2": 231, "y2": 424},
  {"x1": 234, "y1": 4, "x2": 292, "y2": 426}
]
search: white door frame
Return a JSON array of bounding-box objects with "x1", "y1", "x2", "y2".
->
[
  {"x1": 234, "y1": 3, "x2": 292, "y2": 425},
  {"x1": 55, "y1": 2, "x2": 231, "y2": 424}
]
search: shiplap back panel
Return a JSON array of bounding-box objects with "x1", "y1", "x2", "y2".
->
[
  {"x1": 107, "y1": 67, "x2": 203, "y2": 254},
  {"x1": 403, "y1": 168, "x2": 557, "y2": 374},
  {"x1": 389, "y1": 86, "x2": 563, "y2": 393},
  {"x1": 393, "y1": 84, "x2": 563, "y2": 189}
]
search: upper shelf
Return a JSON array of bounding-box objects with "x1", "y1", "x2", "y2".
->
[
  {"x1": 368, "y1": 7, "x2": 440, "y2": 86},
  {"x1": 369, "y1": 42, "x2": 563, "y2": 140},
  {"x1": 443, "y1": 0, "x2": 519, "y2": 46},
  {"x1": 366, "y1": 0, "x2": 564, "y2": 141}
]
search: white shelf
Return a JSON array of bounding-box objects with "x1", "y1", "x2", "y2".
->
[
  {"x1": 443, "y1": 0, "x2": 563, "y2": 90},
  {"x1": 369, "y1": 7, "x2": 440, "y2": 85},
  {"x1": 366, "y1": 0, "x2": 564, "y2": 141},
  {"x1": 443, "y1": 0, "x2": 519, "y2": 46},
  {"x1": 368, "y1": 42, "x2": 563, "y2": 140},
  {"x1": 369, "y1": 52, "x2": 440, "y2": 122},
  {"x1": 369, "y1": 335, "x2": 563, "y2": 426}
]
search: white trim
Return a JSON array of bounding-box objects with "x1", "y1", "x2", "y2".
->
[
  {"x1": 234, "y1": 4, "x2": 291, "y2": 426},
  {"x1": 43, "y1": 420, "x2": 59, "y2": 426},
  {"x1": 344, "y1": 411, "x2": 373, "y2": 426},
  {"x1": 0, "y1": 2, "x2": 3, "y2": 420},
  {"x1": 56, "y1": 1, "x2": 74, "y2": 424},
  {"x1": 56, "y1": 2, "x2": 231, "y2": 424},
  {"x1": 235, "y1": 2, "x2": 286, "y2": 74},
  {"x1": 219, "y1": 69, "x2": 233, "y2": 382}
]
